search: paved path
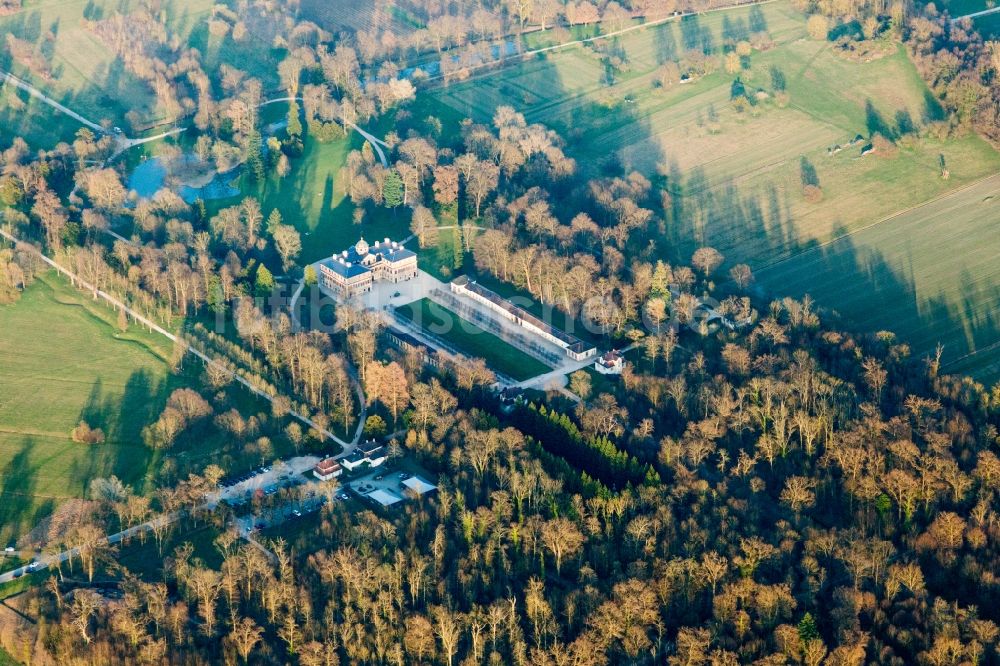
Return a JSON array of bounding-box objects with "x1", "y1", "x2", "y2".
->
[
  {"x1": 0, "y1": 74, "x2": 384, "y2": 168},
  {"x1": 259, "y1": 96, "x2": 389, "y2": 166},
  {"x1": 0, "y1": 227, "x2": 353, "y2": 449},
  {"x1": 0, "y1": 456, "x2": 321, "y2": 584},
  {"x1": 418, "y1": 0, "x2": 776, "y2": 84},
  {"x1": 111, "y1": 127, "x2": 185, "y2": 157},
  {"x1": 1, "y1": 70, "x2": 104, "y2": 132},
  {"x1": 513, "y1": 341, "x2": 638, "y2": 391},
  {"x1": 1, "y1": 69, "x2": 184, "y2": 157},
  {"x1": 952, "y1": 5, "x2": 1000, "y2": 20},
  {"x1": 348, "y1": 122, "x2": 388, "y2": 166}
]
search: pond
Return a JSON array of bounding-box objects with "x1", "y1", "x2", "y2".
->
[
  {"x1": 127, "y1": 158, "x2": 167, "y2": 199},
  {"x1": 127, "y1": 155, "x2": 241, "y2": 203}
]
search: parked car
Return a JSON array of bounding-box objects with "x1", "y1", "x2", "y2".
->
[
  {"x1": 27, "y1": 562, "x2": 42, "y2": 572},
  {"x1": 4, "y1": 546, "x2": 15, "y2": 554},
  {"x1": 291, "y1": 509, "x2": 302, "y2": 518}
]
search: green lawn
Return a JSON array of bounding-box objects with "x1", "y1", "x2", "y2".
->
[
  {"x1": 0, "y1": 271, "x2": 297, "y2": 545},
  {"x1": 209, "y1": 105, "x2": 414, "y2": 265},
  {"x1": 973, "y1": 10, "x2": 1000, "y2": 38},
  {"x1": 0, "y1": 272, "x2": 174, "y2": 544},
  {"x1": 756, "y1": 173, "x2": 1000, "y2": 382},
  {"x1": 0, "y1": 645, "x2": 17, "y2": 666},
  {"x1": 396, "y1": 298, "x2": 552, "y2": 380},
  {"x1": 425, "y1": 0, "x2": 1000, "y2": 382},
  {"x1": 940, "y1": 0, "x2": 993, "y2": 16}
]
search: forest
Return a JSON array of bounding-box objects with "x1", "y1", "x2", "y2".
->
[{"x1": 2, "y1": 0, "x2": 1000, "y2": 664}]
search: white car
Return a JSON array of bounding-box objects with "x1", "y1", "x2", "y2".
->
[{"x1": 3, "y1": 547, "x2": 14, "y2": 554}]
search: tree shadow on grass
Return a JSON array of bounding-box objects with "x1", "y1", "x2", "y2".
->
[
  {"x1": 754, "y1": 218, "x2": 1000, "y2": 382},
  {"x1": 69, "y1": 368, "x2": 167, "y2": 499},
  {"x1": 0, "y1": 440, "x2": 42, "y2": 544}
]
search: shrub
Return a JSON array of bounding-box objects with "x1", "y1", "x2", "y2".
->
[
  {"x1": 803, "y1": 184, "x2": 824, "y2": 203},
  {"x1": 71, "y1": 421, "x2": 105, "y2": 444},
  {"x1": 807, "y1": 14, "x2": 829, "y2": 40}
]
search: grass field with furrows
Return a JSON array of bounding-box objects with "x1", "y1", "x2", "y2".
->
[
  {"x1": 427, "y1": 2, "x2": 1000, "y2": 257},
  {"x1": 426, "y1": 0, "x2": 1000, "y2": 380},
  {"x1": 396, "y1": 298, "x2": 552, "y2": 380},
  {"x1": 0, "y1": 270, "x2": 293, "y2": 545},
  {"x1": 757, "y1": 174, "x2": 1000, "y2": 380},
  {"x1": 0, "y1": 272, "x2": 173, "y2": 544}
]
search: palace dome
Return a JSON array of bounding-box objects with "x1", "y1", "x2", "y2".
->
[{"x1": 354, "y1": 237, "x2": 369, "y2": 256}]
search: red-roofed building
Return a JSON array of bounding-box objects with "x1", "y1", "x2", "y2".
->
[
  {"x1": 313, "y1": 458, "x2": 343, "y2": 481},
  {"x1": 594, "y1": 350, "x2": 624, "y2": 375}
]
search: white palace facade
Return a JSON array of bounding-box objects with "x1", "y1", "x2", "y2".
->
[
  {"x1": 318, "y1": 237, "x2": 418, "y2": 299},
  {"x1": 450, "y1": 276, "x2": 596, "y2": 361}
]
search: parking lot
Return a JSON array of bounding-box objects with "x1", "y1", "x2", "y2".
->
[
  {"x1": 347, "y1": 467, "x2": 435, "y2": 507},
  {"x1": 212, "y1": 455, "x2": 321, "y2": 509}
]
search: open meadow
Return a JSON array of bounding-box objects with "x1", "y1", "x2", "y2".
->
[
  {"x1": 0, "y1": 272, "x2": 172, "y2": 544},
  {"x1": 0, "y1": 271, "x2": 294, "y2": 545},
  {"x1": 427, "y1": 0, "x2": 1000, "y2": 380},
  {"x1": 0, "y1": 0, "x2": 281, "y2": 148},
  {"x1": 757, "y1": 173, "x2": 1000, "y2": 380},
  {"x1": 219, "y1": 108, "x2": 414, "y2": 265}
]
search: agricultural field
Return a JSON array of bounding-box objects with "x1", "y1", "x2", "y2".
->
[
  {"x1": 0, "y1": 0, "x2": 281, "y2": 149},
  {"x1": 396, "y1": 298, "x2": 552, "y2": 380},
  {"x1": 0, "y1": 271, "x2": 292, "y2": 545},
  {"x1": 300, "y1": 0, "x2": 421, "y2": 34},
  {"x1": 757, "y1": 173, "x2": 1000, "y2": 381},
  {"x1": 427, "y1": 0, "x2": 1000, "y2": 380},
  {"x1": 0, "y1": 272, "x2": 173, "y2": 545}
]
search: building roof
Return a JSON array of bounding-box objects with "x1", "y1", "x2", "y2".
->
[
  {"x1": 320, "y1": 237, "x2": 415, "y2": 279},
  {"x1": 453, "y1": 277, "x2": 591, "y2": 351},
  {"x1": 499, "y1": 386, "x2": 524, "y2": 402},
  {"x1": 359, "y1": 439, "x2": 381, "y2": 455},
  {"x1": 402, "y1": 476, "x2": 437, "y2": 494},
  {"x1": 373, "y1": 242, "x2": 416, "y2": 263},
  {"x1": 314, "y1": 458, "x2": 341, "y2": 473},
  {"x1": 343, "y1": 450, "x2": 367, "y2": 465},
  {"x1": 319, "y1": 256, "x2": 370, "y2": 279},
  {"x1": 368, "y1": 489, "x2": 404, "y2": 506},
  {"x1": 388, "y1": 327, "x2": 431, "y2": 351},
  {"x1": 599, "y1": 350, "x2": 622, "y2": 365}
]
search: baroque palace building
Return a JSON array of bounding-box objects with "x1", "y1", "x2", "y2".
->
[{"x1": 318, "y1": 237, "x2": 418, "y2": 299}]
